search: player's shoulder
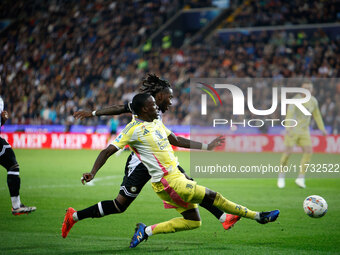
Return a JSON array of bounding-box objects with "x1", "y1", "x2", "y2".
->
[
  {"x1": 122, "y1": 119, "x2": 144, "y2": 134},
  {"x1": 310, "y1": 96, "x2": 318, "y2": 105},
  {"x1": 153, "y1": 119, "x2": 166, "y2": 128},
  {"x1": 154, "y1": 119, "x2": 162, "y2": 124},
  {"x1": 310, "y1": 95, "x2": 317, "y2": 101}
]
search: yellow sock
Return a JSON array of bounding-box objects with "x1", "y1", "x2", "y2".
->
[
  {"x1": 280, "y1": 153, "x2": 289, "y2": 167},
  {"x1": 299, "y1": 153, "x2": 312, "y2": 175},
  {"x1": 150, "y1": 217, "x2": 201, "y2": 235},
  {"x1": 213, "y1": 192, "x2": 257, "y2": 219}
]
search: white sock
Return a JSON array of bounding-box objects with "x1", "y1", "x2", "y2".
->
[
  {"x1": 297, "y1": 174, "x2": 305, "y2": 179},
  {"x1": 11, "y1": 195, "x2": 21, "y2": 209},
  {"x1": 254, "y1": 212, "x2": 260, "y2": 220},
  {"x1": 145, "y1": 226, "x2": 153, "y2": 236},
  {"x1": 219, "y1": 213, "x2": 227, "y2": 223},
  {"x1": 72, "y1": 212, "x2": 79, "y2": 221},
  {"x1": 278, "y1": 173, "x2": 285, "y2": 179}
]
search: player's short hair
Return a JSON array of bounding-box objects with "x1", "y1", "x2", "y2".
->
[
  {"x1": 302, "y1": 82, "x2": 313, "y2": 92},
  {"x1": 131, "y1": 93, "x2": 152, "y2": 115},
  {"x1": 302, "y1": 82, "x2": 313, "y2": 88},
  {"x1": 139, "y1": 74, "x2": 171, "y2": 97}
]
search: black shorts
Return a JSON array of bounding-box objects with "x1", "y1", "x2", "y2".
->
[
  {"x1": 119, "y1": 153, "x2": 151, "y2": 198},
  {"x1": 0, "y1": 137, "x2": 18, "y2": 170},
  {"x1": 119, "y1": 152, "x2": 186, "y2": 198}
]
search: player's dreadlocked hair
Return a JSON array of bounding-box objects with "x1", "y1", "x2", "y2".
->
[{"x1": 139, "y1": 74, "x2": 171, "y2": 97}]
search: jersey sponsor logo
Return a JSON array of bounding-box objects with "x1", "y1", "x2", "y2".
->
[
  {"x1": 157, "y1": 140, "x2": 168, "y2": 150},
  {"x1": 155, "y1": 130, "x2": 163, "y2": 139}
]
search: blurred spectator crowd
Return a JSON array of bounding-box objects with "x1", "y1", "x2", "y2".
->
[
  {"x1": 222, "y1": 0, "x2": 339, "y2": 28},
  {"x1": 0, "y1": 0, "x2": 339, "y2": 133}
]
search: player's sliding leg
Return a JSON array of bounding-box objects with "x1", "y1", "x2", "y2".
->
[
  {"x1": 199, "y1": 198, "x2": 240, "y2": 230},
  {"x1": 0, "y1": 141, "x2": 36, "y2": 215},
  {"x1": 62, "y1": 194, "x2": 132, "y2": 238},
  {"x1": 157, "y1": 171, "x2": 278, "y2": 222},
  {"x1": 277, "y1": 146, "x2": 292, "y2": 188},
  {"x1": 295, "y1": 146, "x2": 312, "y2": 188},
  {"x1": 130, "y1": 208, "x2": 201, "y2": 248},
  {"x1": 62, "y1": 155, "x2": 152, "y2": 238},
  {"x1": 193, "y1": 186, "x2": 279, "y2": 224},
  {"x1": 130, "y1": 185, "x2": 279, "y2": 248},
  {"x1": 177, "y1": 166, "x2": 240, "y2": 229},
  {"x1": 147, "y1": 207, "x2": 201, "y2": 235}
]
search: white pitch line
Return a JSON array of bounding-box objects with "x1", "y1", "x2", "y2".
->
[
  {"x1": 86, "y1": 175, "x2": 119, "y2": 186},
  {"x1": 0, "y1": 175, "x2": 121, "y2": 191}
]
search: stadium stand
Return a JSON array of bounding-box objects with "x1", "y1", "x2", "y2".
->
[{"x1": 221, "y1": 0, "x2": 339, "y2": 28}]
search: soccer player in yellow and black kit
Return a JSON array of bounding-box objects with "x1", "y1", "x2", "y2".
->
[
  {"x1": 70, "y1": 74, "x2": 240, "y2": 233},
  {"x1": 63, "y1": 93, "x2": 279, "y2": 247},
  {"x1": 277, "y1": 83, "x2": 327, "y2": 188}
]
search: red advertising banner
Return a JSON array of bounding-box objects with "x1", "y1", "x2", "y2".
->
[
  {"x1": 0, "y1": 133, "x2": 339, "y2": 153},
  {"x1": 191, "y1": 134, "x2": 340, "y2": 154},
  {"x1": 0, "y1": 133, "x2": 108, "y2": 150}
]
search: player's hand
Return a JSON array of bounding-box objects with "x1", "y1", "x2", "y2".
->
[
  {"x1": 322, "y1": 130, "x2": 327, "y2": 136},
  {"x1": 208, "y1": 135, "x2": 225, "y2": 150},
  {"x1": 73, "y1": 111, "x2": 92, "y2": 120},
  {"x1": 1, "y1": 110, "x2": 8, "y2": 122},
  {"x1": 81, "y1": 173, "x2": 94, "y2": 185}
]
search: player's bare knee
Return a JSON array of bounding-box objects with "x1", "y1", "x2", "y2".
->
[
  {"x1": 285, "y1": 147, "x2": 293, "y2": 155},
  {"x1": 303, "y1": 146, "x2": 313, "y2": 154},
  {"x1": 113, "y1": 198, "x2": 127, "y2": 213},
  {"x1": 181, "y1": 208, "x2": 201, "y2": 221},
  {"x1": 284, "y1": 151, "x2": 292, "y2": 157},
  {"x1": 115, "y1": 194, "x2": 135, "y2": 212},
  {"x1": 8, "y1": 163, "x2": 19, "y2": 173}
]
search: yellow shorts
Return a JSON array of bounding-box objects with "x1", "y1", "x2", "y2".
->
[
  {"x1": 284, "y1": 133, "x2": 312, "y2": 147},
  {"x1": 151, "y1": 168, "x2": 205, "y2": 214}
]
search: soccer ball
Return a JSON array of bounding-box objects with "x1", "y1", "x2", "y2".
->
[{"x1": 303, "y1": 195, "x2": 328, "y2": 218}]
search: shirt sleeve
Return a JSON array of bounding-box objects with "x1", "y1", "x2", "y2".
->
[
  {"x1": 112, "y1": 124, "x2": 136, "y2": 149},
  {"x1": 161, "y1": 122, "x2": 172, "y2": 136},
  {"x1": 312, "y1": 100, "x2": 326, "y2": 131},
  {"x1": 286, "y1": 103, "x2": 295, "y2": 121},
  {"x1": 124, "y1": 102, "x2": 132, "y2": 113}
]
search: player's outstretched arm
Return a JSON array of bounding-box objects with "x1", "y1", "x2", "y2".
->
[
  {"x1": 1, "y1": 110, "x2": 8, "y2": 126},
  {"x1": 81, "y1": 144, "x2": 118, "y2": 184},
  {"x1": 74, "y1": 104, "x2": 130, "y2": 120},
  {"x1": 312, "y1": 106, "x2": 327, "y2": 135},
  {"x1": 168, "y1": 133, "x2": 224, "y2": 150}
]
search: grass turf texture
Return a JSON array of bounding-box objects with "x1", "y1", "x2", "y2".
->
[{"x1": 0, "y1": 149, "x2": 339, "y2": 254}]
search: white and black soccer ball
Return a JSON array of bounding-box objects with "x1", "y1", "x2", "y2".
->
[{"x1": 303, "y1": 195, "x2": 328, "y2": 218}]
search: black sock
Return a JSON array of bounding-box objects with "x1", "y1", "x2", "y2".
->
[
  {"x1": 199, "y1": 203, "x2": 224, "y2": 220},
  {"x1": 77, "y1": 200, "x2": 124, "y2": 220},
  {"x1": 199, "y1": 193, "x2": 224, "y2": 220},
  {"x1": 7, "y1": 173, "x2": 20, "y2": 197}
]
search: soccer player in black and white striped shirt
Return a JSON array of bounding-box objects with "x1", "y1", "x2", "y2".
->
[{"x1": 0, "y1": 96, "x2": 36, "y2": 215}]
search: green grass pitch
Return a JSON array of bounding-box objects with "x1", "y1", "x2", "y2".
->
[{"x1": 0, "y1": 149, "x2": 339, "y2": 254}]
